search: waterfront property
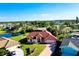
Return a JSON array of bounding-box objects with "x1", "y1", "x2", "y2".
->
[{"x1": 10, "y1": 34, "x2": 46, "y2": 56}]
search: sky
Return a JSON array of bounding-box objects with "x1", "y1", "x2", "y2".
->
[{"x1": 0, "y1": 3, "x2": 79, "y2": 22}]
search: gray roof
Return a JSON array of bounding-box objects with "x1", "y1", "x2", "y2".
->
[
  {"x1": 71, "y1": 40, "x2": 79, "y2": 48},
  {"x1": 60, "y1": 36, "x2": 79, "y2": 48},
  {"x1": 60, "y1": 38, "x2": 70, "y2": 47}
]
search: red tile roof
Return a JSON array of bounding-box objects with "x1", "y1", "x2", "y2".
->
[
  {"x1": 0, "y1": 38, "x2": 19, "y2": 48},
  {"x1": 5, "y1": 39, "x2": 19, "y2": 48},
  {"x1": 27, "y1": 30, "x2": 57, "y2": 41}
]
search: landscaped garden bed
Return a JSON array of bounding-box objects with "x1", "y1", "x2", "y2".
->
[{"x1": 21, "y1": 44, "x2": 45, "y2": 56}]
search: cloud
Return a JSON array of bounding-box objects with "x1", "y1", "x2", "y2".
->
[
  {"x1": 33, "y1": 13, "x2": 50, "y2": 17},
  {"x1": 32, "y1": 13, "x2": 52, "y2": 20},
  {"x1": 40, "y1": 14, "x2": 49, "y2": 17}
]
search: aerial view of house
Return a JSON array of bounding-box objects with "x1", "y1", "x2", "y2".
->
[
  {"x1": 27, "y1": 28, "x2": 56, "y2": 43},
  {"x1": 0, "y1": 3, "x2": 79, "y2": 56}
]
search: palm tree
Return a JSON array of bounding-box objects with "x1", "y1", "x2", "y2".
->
[{"x1": 76, "y1": 16, "x2": 79, "y2": 24}]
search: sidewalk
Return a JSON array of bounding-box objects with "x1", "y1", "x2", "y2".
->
[{"x1": 39, "y1": 44, "x2": 52, "y2": 56}]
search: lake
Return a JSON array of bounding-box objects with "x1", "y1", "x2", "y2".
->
[{"x1": 0, "y1": 33, "x2": 21, "y2": 38}]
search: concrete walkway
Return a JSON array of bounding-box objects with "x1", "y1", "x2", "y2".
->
[{"x1": 39, "y1": 44, "x2": 52, "y2": 56}]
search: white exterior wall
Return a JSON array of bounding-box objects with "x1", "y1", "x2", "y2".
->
[
  {"x1": 6, "y1": 44, "x2": 20, "y2": 52},
  {"x1": 28, "y1": 39, "x2": 31, "y2": 42},
  {"x1": 45, "y1": 40, "x2": 53, "y2": 43},
  {"x1": 68, "y1": 41, "x2": 79, "y2": 51},
  {"x1": 32, "y1": 39, "x2": 38, "y2": 43}
]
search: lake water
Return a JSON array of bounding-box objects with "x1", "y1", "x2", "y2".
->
[
  {"x1": 0, "y1": 33, "x2": 21, "y2": 38},
  {"x1": 0, "y1": 34, "x2": 12, "y2": 38}
]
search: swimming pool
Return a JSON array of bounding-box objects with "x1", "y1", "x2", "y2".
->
[{"x1": 61, "y1": 46, "x2": 78, "y2": 56}]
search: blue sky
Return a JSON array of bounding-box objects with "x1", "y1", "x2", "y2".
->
[{"x1": 0, "y1": 3, "x2": 79, "y2": 22}]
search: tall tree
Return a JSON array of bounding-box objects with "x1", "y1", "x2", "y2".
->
[
  {"x1": 47, "y1": 26, "x2": 58, "y2": 36},
  {"x1": 19, "y1": 22, "x2": 26, "y2": 34},
  {"x1": 76, "y1": 16, "x2": 78, "y2": 24}
]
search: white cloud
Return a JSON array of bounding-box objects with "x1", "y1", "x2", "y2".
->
[
  {"x1": 40, "y1": 14, "x2": 49, "y2": 17},
  {"x1": 32, "y1": 13, "x2": 53, "y2": 20}
]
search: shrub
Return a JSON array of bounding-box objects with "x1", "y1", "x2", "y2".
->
[
  {"x1": 47, "y1": 26, "x2": 58, "y2": 36},
  {"x1": 57, "y1": 34, "x2": 72, "y2": 41},
  {"x1": 19, "y1": 30, "x2": 25, "y2": 34},
  {"x1": 19, "y1": 38, "x2": 27, "y2": 44},
  {"x1": 0, "y1": 48, "x2": 9, "y2": 56}
]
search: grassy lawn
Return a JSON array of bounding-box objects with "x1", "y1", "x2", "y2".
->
[
  {"x1": 21, "y1": 44, "x2": 46, "y2": 56},
  {"x1": 10, "y1": 33, "x2": 29, "y2": 41},
  {"x1": 10, "y1": 33, "x2": 46, "y2": 56},
  {"x1": 11, "y1": 35, "x2": 26, "y2": 41},
  {"x1": 0, "y1": 31, "x2": 6, "y2": 34}
]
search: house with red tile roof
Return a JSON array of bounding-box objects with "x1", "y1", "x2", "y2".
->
[
  {"x1": 27, "y1": 28, "x2": 57, "y2": 43},
  {"x1": 0, "y1": 37, "x2": 20, "y2": 51}
]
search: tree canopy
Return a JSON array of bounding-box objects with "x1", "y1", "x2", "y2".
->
[{"x1": 0, "y1": 48, "x2": 9, "y2": 56}]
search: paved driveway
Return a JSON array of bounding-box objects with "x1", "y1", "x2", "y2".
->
[
  {"x1": 39, "y1": 44, "x2": 52, "y2": 56},
  {"x1": 13, "y1": 48, "x2": 24, "y2": 56}
]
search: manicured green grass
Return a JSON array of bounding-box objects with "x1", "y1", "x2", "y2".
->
[
  {"x1": 0, "y1": 31, "x2": 6, "y2": 34},
  {"x1": 11, "y1": 35, "x2": 26, "y2": 41},
  {"x1": 21, "y1": 44, "x2": 46, "y2": 56},
  {"x1": 10, "y1": 33, "x2": 29, "y2": 41}
]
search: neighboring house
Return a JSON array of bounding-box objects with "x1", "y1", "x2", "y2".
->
[
  {"x1": 27, "y1": 29, "x2": 57, "y2": 44},
  {"x1": 60, "y1": 35, "x2": 79, "y2": 56},
  {"x1": 71, "y1": 32, "x2": 79, "y2": 36},
  {"x1": 0, "y1": 37, "x2": 20, "y2": 52}
]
